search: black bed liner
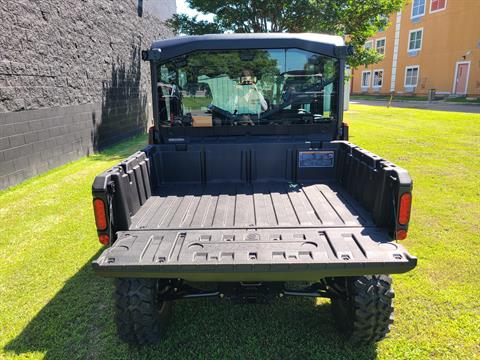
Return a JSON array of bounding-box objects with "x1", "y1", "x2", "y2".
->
[
  {"x1": 130, "y1": 182, "x2": 374, "y2": 230},
  {"x1": 93, "y1": 181, "x2": 416, "y2": 281}
]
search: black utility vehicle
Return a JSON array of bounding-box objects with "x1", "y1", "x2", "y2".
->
[{"x1": 91, "y1": 33, "x2": 416, "y2": 345}]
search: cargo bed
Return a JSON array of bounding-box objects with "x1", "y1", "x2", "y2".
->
[
  {"x1": 129, "y1": 182, "x2": 374, "y2": 230},
  {"x1": 92, "y1": 140, "x2": 416, "y2": 280},
  {"x1": 93, "y1": 179, "x2": 416, "y2": 281}
]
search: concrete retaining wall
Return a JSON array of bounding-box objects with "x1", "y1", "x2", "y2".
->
[{"x1": 0, "y1": 0, "x2": 174, "y2": 189}]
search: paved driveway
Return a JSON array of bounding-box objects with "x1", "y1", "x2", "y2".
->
[{"x1": 351, "y1": 99, "x2": 480, "y2": 114}]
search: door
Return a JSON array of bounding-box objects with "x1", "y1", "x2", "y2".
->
[{"x1": 454, "y1": 62, "x2": 470, "y2": 95}]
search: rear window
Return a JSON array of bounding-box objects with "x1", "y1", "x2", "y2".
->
[{"x1": 156, "y1": 48, "x2": 339, "y2": 128}]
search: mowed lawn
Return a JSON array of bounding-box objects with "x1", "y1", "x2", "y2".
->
[{"x1": 0, "y1": 104, "x2": 479, "y2": 359}]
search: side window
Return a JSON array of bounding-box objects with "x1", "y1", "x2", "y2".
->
[
  {"x1": 408, "y1": 29, "x2": 423, "y2": 52},
  {"x1": 430, "y1": 0, "x2": 447, "y2": 13},
  {"x1": 405, "y1": 66, "x2": 419, "y2": 87},
  {"x1": 361, "y1": 71, "x2": 371, "y2": 88},
  {"x1": 373, "y1": 70, "x2": 384, "y2": 88},
  {"x1": 376, "y1": 38, "x2": 386, "y2": 55},
  {"x1": 411, "y1": 0, "x2": 426, "y2": 18},
  {"x1": 157, "y1": 64, "x2": 181, "y2": 125}
]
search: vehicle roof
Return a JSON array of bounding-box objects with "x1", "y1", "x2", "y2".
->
[{"x1": 150, "y1": 33, "x2": 348, "y2": 62}]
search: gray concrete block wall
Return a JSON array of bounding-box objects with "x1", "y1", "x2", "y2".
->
[
  {"x1": 0, "y1": 0, "x2": 174, "y2": 190},
  {"x1": 0, "y1": 104, "x2": 96, "y2": 188}
]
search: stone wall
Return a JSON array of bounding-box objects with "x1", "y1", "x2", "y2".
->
[{"x1": 0, "y1": 0, "x2": 173, "y2": 189}]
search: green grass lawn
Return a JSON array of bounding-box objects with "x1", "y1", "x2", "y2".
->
[
  {"x1": 351, "y1": 94, "x2": 480, "y2": 104},
  {"x1": 446, "y1": 97, "x2": 480, "y2": 104},
  {"x1": 1, "y1": 105, "x2": 479, "y2": 359},
  {"x1": 351, "y1": 94, "x2": 429, "y2": 102}
]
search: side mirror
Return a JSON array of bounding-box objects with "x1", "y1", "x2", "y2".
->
[
  {"x1": 141, "y1": 49, "x2": 162, "y2": 61},
  {"x1": 335, "y1": 45, "x2": 354, "y2": 58}
]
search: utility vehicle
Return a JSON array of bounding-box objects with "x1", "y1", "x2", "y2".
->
[{"x1": 91, "y1": 33, "x2": 416, "y2": 345}]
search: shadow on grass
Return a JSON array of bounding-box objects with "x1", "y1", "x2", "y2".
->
[
  {"x1": 5, "y1": 254, "x2": 378, "y2": 359},
  {"x1": 87, "y1": 134, "x2": 148, "y2": 163}
]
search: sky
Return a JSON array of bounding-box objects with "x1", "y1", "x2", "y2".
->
[{"x1": 176, "y1": 0, "x2": 214, "y2": 21}]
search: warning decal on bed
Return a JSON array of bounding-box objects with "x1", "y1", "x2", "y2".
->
[{"x1": 298, "y1": 151, "x2": 335, "y2": 168}]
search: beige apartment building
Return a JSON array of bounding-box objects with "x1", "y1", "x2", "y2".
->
[{"x1": 351, "y1": 0, "x2": 480, "y2": 97}]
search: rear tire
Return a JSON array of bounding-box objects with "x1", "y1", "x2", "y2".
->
[
  {"x1": 330, "y1": 275, "x2": 394, "y2": 343},
  {"x1": 114, "y1": 278, "x2": 172, "y2": 346}
]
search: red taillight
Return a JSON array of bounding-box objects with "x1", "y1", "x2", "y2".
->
[
  {"x1": 396, "y1": 229, "x2": 407, "y2": 240},
  {"x1": 398, "y1": 192, "x2": 412, "y2": 225},
  {"x1": 98, "y1": 234, "x2": 110, "y2": 245},
  {"x1": 93, "y1": 198, "x2": 107, "y2": 230}
]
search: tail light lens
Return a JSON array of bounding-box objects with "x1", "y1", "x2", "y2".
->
[
  {"x1": 98, "y1": 234, "x2": 110, "y2": 245},
  {"x1": 93, "y1": 198, "x2": 107, "y2": 231},
  {"x1": 398, "y1": 192, "x2": 412, "y2": 225},
  {"x1": 396, "y1": 229, "x2": 407, "y2": 240}
]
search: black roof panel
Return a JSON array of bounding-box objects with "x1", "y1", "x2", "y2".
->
[{"x1": 150, "y1": 33, "x2": 347, "y2": 61}]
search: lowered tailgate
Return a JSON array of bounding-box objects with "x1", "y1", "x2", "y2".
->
[{"x1": 92, "y1": 227, "x2": 416, "y2": 281}]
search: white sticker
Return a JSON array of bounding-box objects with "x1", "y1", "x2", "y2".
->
[{"x1": 298, "y1": 151, "x2": 335, "y2": 168}]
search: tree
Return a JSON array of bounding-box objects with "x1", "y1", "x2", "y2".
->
[
  {"x1": 166, "y1": 0, "x2": 406, "y2": 67},
  {"x1": 167, "y1": 14, "x2": 223, "y2": 35}
]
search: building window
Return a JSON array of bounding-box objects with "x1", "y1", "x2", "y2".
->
[
  {"x1": 361, "y1": 71, "x2": 371, "y2": 88},
  {"x1": 404, "y1": 66, "x2": 420, "y2": 87},
  {"x1": 364, "y1": 40, "x2": 373, "y2": 50},
  {"x1": 411, "y1": 0, "x2": 426, "y2": 18},
  {"x1": 408, "y1": 29, "x2": 423, "y2": 52},
  {"x1": 373, "y1": 70, "x2": 384, "y2": 88},
  {"x1": 378, "y1": 15, "x2": 389, "y2": 32},
  {"x1": 376, "y1": 38, "x2": 386, "y2": 55},
  {"x1": 430, "y1": 0, "x2": 447, "y2": 13}
]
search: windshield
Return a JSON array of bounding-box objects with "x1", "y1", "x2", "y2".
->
[{"x1": 156, "y1": 49, "x2": 339, "y2": 127}]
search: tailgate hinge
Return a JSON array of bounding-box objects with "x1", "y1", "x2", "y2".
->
[{"x1": 107, "y1": 181, "x2": 116, "y2": 195}]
